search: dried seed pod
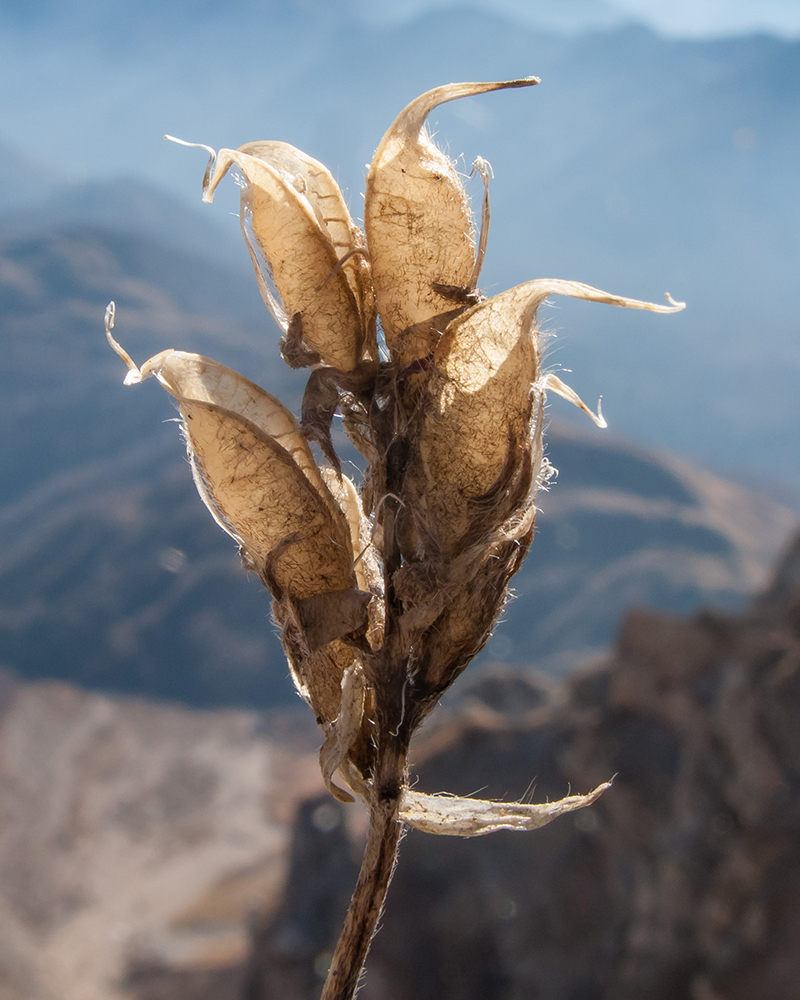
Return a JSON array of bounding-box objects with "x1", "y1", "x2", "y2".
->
[
  {"x1": 117, "y1": 348, "x2": 357, "y2": 595},
  {"x1": 406, "y1": 280, "x2": 684, "y2": 554},
  {"x1": 111, "y1": 340, "x2": 374, "y2": 740},
  {"x1": 364, "y1": 78, "x2": 538, "y2": 361},
  {"x1": 181, "y1": 399, "x2": 357, "y2": 596},
  {"x1": 136, "y1": 350, "x2": 333, "y2": 501},
  {"x1": 203, "y1": 142, "x2": 372, "y2": 370}
]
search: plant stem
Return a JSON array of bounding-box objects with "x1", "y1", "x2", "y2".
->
[
  {"x1": 320, "y1": 769, "x2": 404, "y2": 1000},
  {"x1": 319, "y1": 404, "x2": 411, "y2": 1000}
]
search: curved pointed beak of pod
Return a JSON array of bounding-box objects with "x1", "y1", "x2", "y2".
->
[{"x1": 364, "y1": 78, "x2": 538, "y2": 362}]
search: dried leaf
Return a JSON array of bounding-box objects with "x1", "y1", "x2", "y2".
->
[
  {"x1": 399, "y1": 781, "x2": 611, "y2": 837},
  {"x1": 319, "y1": 663, "x2": 367, "y2": 803},
  {"x1": 203, "y1": 143, "x2": 368, "y2": 370},
  {"x1": 295, "y1": 589, "x2": 372, "y2": 651},
  {"x1": 364, "y1": 78, "x2": 538, "y2": 361}
]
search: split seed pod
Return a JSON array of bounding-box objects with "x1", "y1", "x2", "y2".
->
[
  {"x1": 128, "y1": 350, "x2": 357, "y2": 588},
  {"x1": 364, "y1": 78, "x2": 538, "y2": 362},
  {"x1": 202, "y1": 141, "x2": 374, "y2": 371},
  {"x1": 404, "y1": 279, "x2": 684, "y2": 556},
  {"x1": 105, "y1": 334, "x2": 377, "y2": 751},
  {"x1": 394, "y1": 282, "x2": 683, "y2": 699}
]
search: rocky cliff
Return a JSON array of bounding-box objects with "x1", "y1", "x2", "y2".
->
[
  {"x1": 0, "y1": 676, "x2": 322, "y2": 1000},
  {"x1": 241, "y1": 530, "x2": 800, "y2": 1000},
  {"x1": 2, "y1": 533, "x2": 799, "y2": 999}
]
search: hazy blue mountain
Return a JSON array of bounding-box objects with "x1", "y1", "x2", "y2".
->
[
  {"x1": 0, "y1": 139, "x2": 63, "y2": 212},
  {"x1": 0, "y1": 224, "x2": 794, "y2": 707},
  {"x1": 0, "y1": 176, "x2": 243, "y2": 270},
  {"x1": 1, "y1": 10, "x2": 798, "y2": 488}
]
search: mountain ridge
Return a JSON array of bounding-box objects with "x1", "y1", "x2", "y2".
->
[
  {"x1": 1, "y1": 223, "x2": 795, "y2": 706},
  {"x1": 2, "y1": 18, "x2": 797, "y2": 483}
]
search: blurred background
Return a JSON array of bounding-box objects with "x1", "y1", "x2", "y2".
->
[{"x1": 0, "y1": 1, "x2": 799, "y2": 998}]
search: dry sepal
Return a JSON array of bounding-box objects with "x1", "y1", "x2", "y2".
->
[
  {"x1": 111, "y1": 81, "x2": 686, "y2": 938},
  {"x1": 400, "y1": 780, "x2": 612, "y2": 836}
]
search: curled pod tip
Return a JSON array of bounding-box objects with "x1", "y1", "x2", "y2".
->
[{"x1": 176, "y1": 140, "x2": 367, "y2": 371}]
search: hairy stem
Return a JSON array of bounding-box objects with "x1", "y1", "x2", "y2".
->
[
  {"x1": 319, "y1": 389, "x2": 412, "y2": 1000},
  {"x1": 320, "y1": 752, "x2": 405, "y2": 1000}
]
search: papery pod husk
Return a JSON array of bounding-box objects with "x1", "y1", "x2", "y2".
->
[
  {"x1": 399, "y1": 282, "x2": 542, "y2": 558},
  {"x1": 180, "y1": 396, "x2": 377, "y2": 763},
  {"x1": 204, "y1": 143, "x2": 371, "y2": 371},
  {"x1": 139, "y1": 350, "x2": 335, "y2": 504},
  {"x1": 320, "y1": 469, "x2": 383, "y2": 594},
  {"x1": 320, "y1": 468, "x2": 385, "y2": 649},
  {"x1": 240, "y1": 141, "x2": 376, "y2": 361},
  {"x1": 391, "y1": 309, "x2": 467, "y2": 417},
  {"x1": 411, "y1": 527, "x2": 534, "y2": 707},
  {"x1": 402, "y1": 279, "x2": 684, "y2": 558},
  {"x1": 180, "y1": 397, "x2": 357, "y2": 597},
  {"x1": 109, "y1": 336, "x2": 378, "y2": 787},
  {"x1": 396, "y1": 416, "x2": 541, "y2": 707},
  {"x1": 274, "y1": 602, "x2": 376, "y2": 779},
  {"x1": 127, "y1": 350, "x2": 377, "y2": 730},
  {"x1": 364, "y1": 78, "x2": 537, "y2": 363}
]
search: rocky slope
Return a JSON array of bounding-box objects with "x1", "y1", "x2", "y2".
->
[
  {"x1": 239, "y1": 529, "x2": 800, "y2": 1000},
  {"x1": 0, "y1": 529, "x2": 797, "y2": 1000},
  {"x1": 0, "y1": 673, "x2": 323, "y2": 1000}
]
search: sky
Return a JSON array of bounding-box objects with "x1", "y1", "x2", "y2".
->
[
  {"x1": 356, "y1": 0, "x2": 800, "y2": 36},
  {"x1": 1, "y1": 0, "x2": 798, "y2": 192}
]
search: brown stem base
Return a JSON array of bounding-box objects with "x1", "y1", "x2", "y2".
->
[{"x1": 320, "y1": 794, "x2": 403, "y2": 1000}]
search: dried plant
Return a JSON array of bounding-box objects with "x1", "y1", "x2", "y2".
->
[{"x1": 107, "y1": 78, "x2": 683, "y2": 1000}]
